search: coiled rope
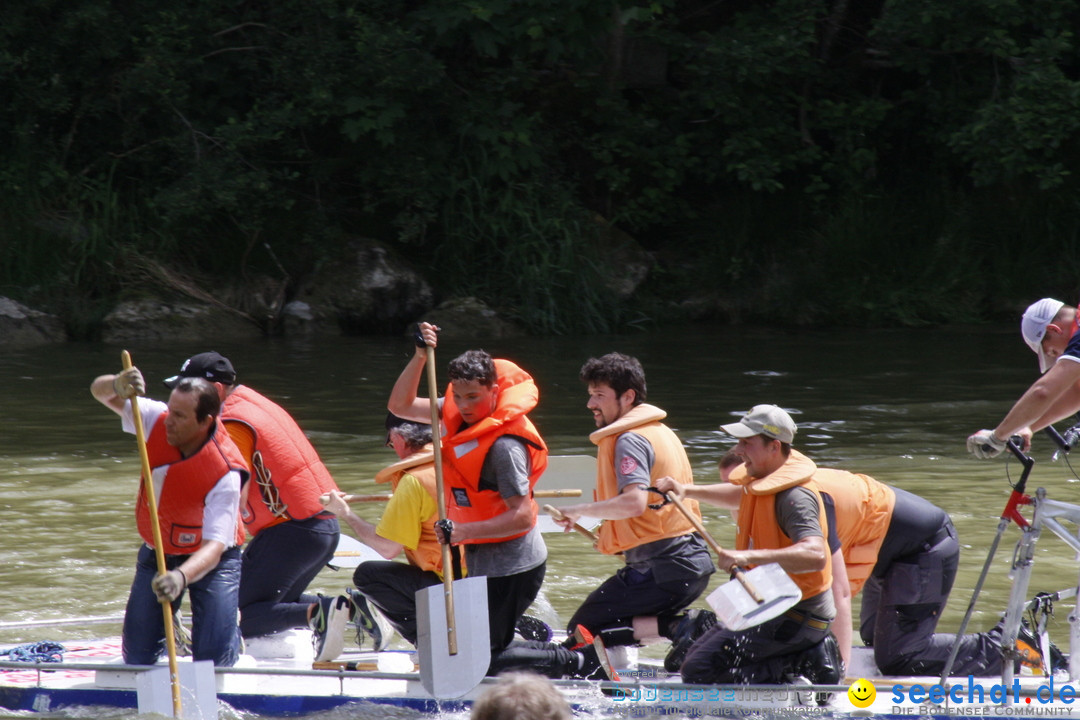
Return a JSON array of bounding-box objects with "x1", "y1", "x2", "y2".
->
[{"x1": 5, "y1": 641, "x2": 65, "y2": 663}]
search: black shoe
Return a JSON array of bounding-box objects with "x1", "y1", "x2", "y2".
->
[
  {"x1": 791, "y1": 634, "x2": 842, "y2": 706},
  {"x1": 664, "y1": 609, "x2": 717, "y2": 673},
  {"x1": 516, "y1": 615, "x2": 553, "y2": 643},
  {"x1": 572, "y1": 627, "x2": 619, "y2": 681},
  {"x1": 1017, "y1": 620, "x2": 1068, "y2": 675}
]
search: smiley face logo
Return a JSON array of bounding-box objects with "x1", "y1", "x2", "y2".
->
[{"x1": 848, "y1": 678, "x2": 876, "y2": 708}]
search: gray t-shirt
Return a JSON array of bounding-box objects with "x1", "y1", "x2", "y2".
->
[
  {"x1": 463, "y1": 435, "x2": 548, "y2": 578},
  {"x1": 615, "y1": 432, "x2": 715, "y2": 581},
  {"x1": 774, "y1": 485, "x2": 835, "y2": 620}
]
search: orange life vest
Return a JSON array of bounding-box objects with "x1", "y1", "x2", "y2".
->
[
  {"x1": 590, "y1": 404, "x2": 701, "y2": 556},
  {"x1": 374, "y1": 447, "x2": 449, "y2": 574},
  {"x1": 440, "y1": 359, "x2": 548, "y2": 543},
  {"x1": 223, "y1": 386, "x2": 339, "y2": 535},
  {"x1": 729, "y1": 449, "x2": 893, "y2": 596},
  {"x1": 731, "y1": 452, "x2": 832, "y2": 601},
  {"x1": 139, "y1": 415, "x2": 248, "y2": 554},
  {"x1": 811, "y1": 467, "x2": 895, "y2": 595}
]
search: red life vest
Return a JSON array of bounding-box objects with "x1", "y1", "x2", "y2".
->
[
  {"x1": 440, "y1": 359, "x2": 548, "y2": 543},
  {"x1": 138, "y1": 415, "x2": 248, "y2": 554},
  {"x1": 590, "y1": 404, "x2": 701, "y2": 555},
  {"x1": 223, "y1": 386, "x2": 339, "y2": 535}
]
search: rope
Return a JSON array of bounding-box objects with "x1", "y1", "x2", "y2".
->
[{"x1": 5, "y1": 641, "x2": 65, "y2": 663}]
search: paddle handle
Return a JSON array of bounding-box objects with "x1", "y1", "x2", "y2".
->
[
  {"x1": 543, "y1": 504, "x2": 598, "y2": 543},
  {"x1": 425, "y1": 345, "x2": 458, "y2": 656},
  {"x1": 535, "y1": 489, "x2": 583, "y2": 498},
  {"x1": 664, "y1": 491, "x2": 765, "y2": 604},
  {"x1": 322, "y1": 489, "x2": 581, "y2": 505},
  {"x1": 122, "y1": 351, "x2": 183, "y2": 717}
]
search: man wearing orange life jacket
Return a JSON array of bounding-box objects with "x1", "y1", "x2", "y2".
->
[
  {"x1": 162, "y1": 352, "x2": 343, "y2": 661},
  {"x1": 674, "y1": 406, "x2": 1008, "y2": 679},
  {"x1": 552, "y1": 353, "x2": 715, "y2": 673},
  {"x1": 91, "y1": 366, "x2": 246, "y2": 667},
  {"x1": 968, "y1": 298, "x2": 1080, "y2": 458},
  {"x1": 388, "y1": 324, "x2": 613, "y2": 680},
  {"x1": 657, "y1": 405, "x2": 842, "y2": 687},
  {"x1": 323, "y1": 414, "x2": 442, "y2": 648}
]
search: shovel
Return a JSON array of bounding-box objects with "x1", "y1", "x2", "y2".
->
[
  {"x1": 415, "y1": 345, "x2": 490, "y2": 699},
  {"x1": 665, "y1": 492, "x2": 801, "y2": 631},
  {"x1": 543, "y1": 504, "x2": 598, "y2": 543},
  {"x1": 534, "y1": 455, "x2": 601, "y2": 533}
]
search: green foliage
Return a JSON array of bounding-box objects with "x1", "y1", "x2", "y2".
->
[
  {"x1": 436, "y1": 173, "x2": 621, "y2": 335},
  {"x1": 6, "y1": 0, "x2": 1080, "y2": 333}
]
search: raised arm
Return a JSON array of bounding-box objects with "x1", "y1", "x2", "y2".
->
[
  {"x1": 387, "y1": 322, "x2": 440, "y2": 423},
  {"x1": 90, "y1": 366, "x2": 145, "y2": 416}
]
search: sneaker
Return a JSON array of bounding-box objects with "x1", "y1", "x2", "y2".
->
[
  {"x1": 664, "y1": 609, "x2": 717, "y2": 673},
  {"x1": 572, "y1": 627, "x2": 620, "y2": 681},
  {"x1": 346, "y1": 588, "x2": 394, "y2": 652},
  {"x1": 310, "y1": 594, "x2": 348, "y2": 662},
  {"x1": 1017, "y1": 620, "x2": 1068, "y2": 675},
  {"x1": 516, "y1": 615, "x2": 553, "y2": 643}
]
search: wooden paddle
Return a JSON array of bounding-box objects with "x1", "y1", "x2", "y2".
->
[
  {"x1": 321, "y1": 488, "x2": 582, "y2": 505},
  {"x1": 427, "y1": 346, "x2": 458, "y2": 656},
  {"x1": 663, "y1": 491, "x2": 801, "y2": 630},
  {"x1": 542, "y1": 504, "x2": 598, "y2": 543},
  {"x1": 122, "y1": 350, "x2": 183, "y2": 718},
  {"x1": 414, "y1": 344, "x2": 489, "y2": 699},
  {"x1": 664, "y1": 491, "x2": 763, "y2": 601}
]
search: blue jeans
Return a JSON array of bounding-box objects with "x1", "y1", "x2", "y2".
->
[
  {"x1": 122, "y1": 544, "x2": 242, "y2": 667},
  {"x1": 238, "y1": 515, "x2": 339, "y2": 638}
]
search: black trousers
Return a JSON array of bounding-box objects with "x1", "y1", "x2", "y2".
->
[
  {"x1": 354, "y1": 560, "x2": 546, "y2": 654},
  {"x1": 567, "y1": 563, "x2": 711, "y2": 647},
  {"x1": 353, "y1": 560, "x2": 441, "y2": 645}
]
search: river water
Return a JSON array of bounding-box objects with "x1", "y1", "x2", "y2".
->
[{"x1": 2, "y1": 323, "x2": 1079, "y2": 715}]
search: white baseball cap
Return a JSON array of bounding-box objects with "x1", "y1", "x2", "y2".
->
[
  {"x1": 1021, "y1": 298, "x2": 1065, "y2": 373},
  {"x1": 720, "y1": 404, "x2": 796, "y2": 444}
]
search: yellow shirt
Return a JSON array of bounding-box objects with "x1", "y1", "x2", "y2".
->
[{"x1": 376, "y1": 473, "x2": 437, "y2": 553}]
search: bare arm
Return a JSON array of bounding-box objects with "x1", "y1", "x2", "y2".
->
[
  {"x1": 387, "y1": 323, "x2": 439, "y2": 423},
  {"x1": 554, "y1": 484, "x2": 648, "y2": 531},
  {"x1": 323, "y1": 491, "x2": 405, "y2": 560},
  {"x1": 1030, "y1": 379, "x2": 1080, "y2": 432},
  {"x1": 176, "y1": 539, "x2": 227, "y2": 585},
  {"x1": 715, "y1": 534, "x2": 828, "y2": 575},
  {"x1": 90, "y1": 374, "x2": 127, "y2": 415},
  {"x1": 448, "y1": 492, "x2": 535, "y2": 543},
  {"x1": 993, "y1": 361, "x2": 1080, "y2": 440},
  {"x1": 830, "y1": 549, "x2": 852, "y2": 668},
  {"x1": 655, "y1": 476, "x2": 742, "y2": 510}
]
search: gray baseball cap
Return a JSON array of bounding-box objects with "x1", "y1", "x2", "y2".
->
[{"x1": 720, "y1": 404, "x2": 796, "y2": 444}]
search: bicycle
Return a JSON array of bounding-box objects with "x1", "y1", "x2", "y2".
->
[{"x1": 942, "y1": 424, "x2": 1080, "y2": 694}]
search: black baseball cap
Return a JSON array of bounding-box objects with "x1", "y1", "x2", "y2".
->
[{"x1": 163, "y1": 351, "x2": 237, "y2": 388}]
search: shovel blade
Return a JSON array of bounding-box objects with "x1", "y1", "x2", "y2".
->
[
  {"x1": 136, "y1": 660, "x2": 217, "y2": 720},
  {"x1": 416, "y1": 575, "x2": 490, "y2": 699},
  {"x1": 535, "y1": 455, "x2": 601, "y2": 533},
  {"x1": 328, "y1": 534, "x2": 383, "y2": 569},
  {"x1": 706, "y1": 563, "x2": 802, "y2": 631}
]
